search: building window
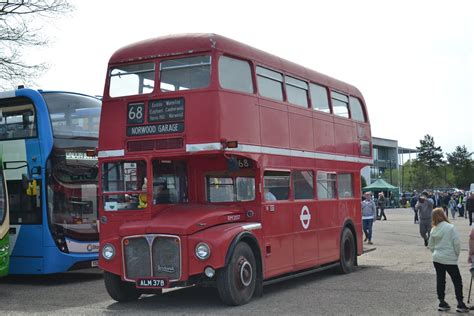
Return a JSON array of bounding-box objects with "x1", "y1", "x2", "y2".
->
[
  {"x1": 317, "y1": 172, "x2": 336, "y2": 199},
  {"x1": 331, "y1": 91, "x2": 349, "y2": 118},
  {"x1": 218, "y1": 56, "x2": 253, "y2": 93},
  {"x1": 286, "y1": 76, "x2": 308, "y2": 107},
  {"x1": 310, "y1": 83, "x2": 330, "y2": 113},
  {"x1": 293, "y1": 170, "x2": 314, "y2": 200},
  {"x1": 256, "y1": 66, "x2": 284, "y2": 101}
]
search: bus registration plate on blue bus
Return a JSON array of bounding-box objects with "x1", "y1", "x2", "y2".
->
[
  {"x1": 136, "y1": 278, "x2": 169, "y2": 289},
  {"x1": 91, "y1": 260, "x2": 99, "y2": 267}
]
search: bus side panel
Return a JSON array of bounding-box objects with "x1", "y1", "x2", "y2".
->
[
  {"x1": 42, "y1": 246, "x2": 98, "y2": 274},
  {"x1": 0, "y1": 233, "x2": 9, "y2": 276},
  {"x1": 315, "y1": 200, "x2": 340, "y2": 263},
  {"x1": 219, "y1": 92, "x2": 261, "y2": 146},
  {"x1": 9, "y1": 257, "x2": 44, "y2": 274},
  {"x1": 10, "y1": 224, "x2": 43, "y2": 257}
]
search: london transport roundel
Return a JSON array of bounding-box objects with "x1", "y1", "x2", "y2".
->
[{"x1": 300, "y1": 205, "x2": 311, "y2": 229}]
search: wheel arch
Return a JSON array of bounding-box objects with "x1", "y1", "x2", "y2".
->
[
  {"x1": 341, "y1": 219, "x2": 358, "y2": 266},
  {"x1": 224, "y1": 231, "x2": 263, "y2": 280}
]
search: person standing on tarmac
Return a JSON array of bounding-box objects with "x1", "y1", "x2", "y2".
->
[
  {"x1": 361, "y1": 191, "x2": 377, "y2": 245},
  {"x1": 416, "y1": 191, "x2": 434, "y2": 247},
  {"x1": 466, "y1": 191, "x2": 474, "y2": 226},
  {"x1": 411, "y1": 192, "x2": 419, "y2": 224},
  {"x1": 428, "y1": 208, "x2": 469, "y2": 313}
]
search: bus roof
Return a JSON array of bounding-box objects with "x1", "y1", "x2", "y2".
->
[{"x1": 109, "y1": 33, "x2": 363, "y2": 98}]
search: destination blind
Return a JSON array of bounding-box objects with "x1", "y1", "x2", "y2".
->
[
  {"x1": 127, "y1": 122, "x2": 184, "y2": 136},
  {"x1": 148, "y1": 98, "x2": 184, "y2": 122},
  {"x1": 126, "y1": 98, "x2": 185, "y2": 137}
]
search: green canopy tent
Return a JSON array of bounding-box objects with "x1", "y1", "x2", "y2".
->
[{"x1": 363, "y1": 178, "x2": 400, "y2": 208}]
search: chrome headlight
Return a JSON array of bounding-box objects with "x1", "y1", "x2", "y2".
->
[
  {"x1": 102, "y1": 243, "x2": 115, "y2": 261},
  {"x1": 0, "y1": 244, "x2": 9, "y2": 253},
  {"x1": 195, "y1": 242, "x2": 211, "y2": 260}
]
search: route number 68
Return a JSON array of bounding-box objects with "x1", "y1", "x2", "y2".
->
[{"x1": 127, "y1": 103, "x2": 145, "y2": 124}]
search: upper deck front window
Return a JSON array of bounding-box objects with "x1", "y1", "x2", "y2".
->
[
  {"x1": 160, "y1": 56, "x2": 211, "y2": 92},
  {"x1": 43, "y1": 92, "x2": 101, "y2": 139},
  {"x1": 109, "y1": 62, "x2": 155, "y2": 97}
]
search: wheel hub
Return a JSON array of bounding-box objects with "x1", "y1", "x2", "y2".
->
[{"x1": 239, "y1": 259, "x2": 252, "y2": 287}]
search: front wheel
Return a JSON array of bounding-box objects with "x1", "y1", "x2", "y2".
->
[
  {"x1": 337, "y1": 228, "x2": 356, "y2": 274},
  {"x1": 217, "y1": 242, "x2": 257, "y2": 306},
  {"x1": 103, "y1": 271, "x2": 141, "y2": 302}
]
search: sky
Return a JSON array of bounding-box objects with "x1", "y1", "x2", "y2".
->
[{"x1": 20, "y1": 0, "x2": 474, "y2": 155}]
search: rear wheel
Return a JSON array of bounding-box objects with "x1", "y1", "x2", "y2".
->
[
  {"x1": 337, "y1": 228, "x2": 356, "y2": 274},
  {"x1": 217, "y1": 242, "x2": 257, "y2": 306},
  {"x1": 103, "y1": 271, "x2": 141, "y2": 302}
]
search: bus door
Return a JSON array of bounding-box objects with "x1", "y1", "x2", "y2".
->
[
  {"x1": 261, "y1": 171, "x2": 294, "y2": 276},
  {"x1": 291, "y1": 170, "x2": 319, "y2": 268},
  {"x1": 315, "y1": 171, "x2": 339, "y2": 262},
  {"x1": 0, "y1": 96, "x2": 45, "y2": 271}
]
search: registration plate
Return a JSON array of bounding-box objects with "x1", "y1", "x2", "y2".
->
[
  {"x1": 91, "y1": 260, "x2": 99, "y2": 267},
  {"x1": 136, "y1": 278, "x2": 169, "y2": 289}
]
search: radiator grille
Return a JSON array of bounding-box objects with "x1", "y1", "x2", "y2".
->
[
  {"x1": 123, "y1": 237, "x2": 151, "y2": 279},
  {"x1": 123, "y1": 235, "x2": 181, "y2": 281},
  {"x1": 152, "y1": 237, "x2": 181, "y2": 279}
]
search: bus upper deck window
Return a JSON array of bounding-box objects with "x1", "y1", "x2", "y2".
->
[
  {"x1": 160, "y1": 56, "x2": 211, "y2": 92},
  {"x1": 349, "y1": 96, "x2": 366, "y2": 122},
  {"x1": 109, "y1": 62, "x2": 155, "y2": 97},
  {"x1": 0, "y1": 99, "x2": 37, "y2": 140}
]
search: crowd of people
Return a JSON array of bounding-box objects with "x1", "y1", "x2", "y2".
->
[
  {"x1": 362, "y1": 190, "x2": 474, "y2": 312},
  {"x1": 408, "y1": 190, "x2": 474, "y2": 225}
]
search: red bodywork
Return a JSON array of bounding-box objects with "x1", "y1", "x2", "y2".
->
[{"x1": 98, "y1": 34, "x2": 372, "y2": 286}]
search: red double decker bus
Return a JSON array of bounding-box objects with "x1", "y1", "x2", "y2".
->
[{"x1": 98, "y1": 33, "x2": 372, "y2": 305}]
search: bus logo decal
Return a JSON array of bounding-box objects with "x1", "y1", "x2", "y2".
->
[{"x1": 300, "y1": 206, "x2": 311, "y2": 230}]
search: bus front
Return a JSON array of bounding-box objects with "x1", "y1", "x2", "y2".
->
[
  {"x1": 42, "y1": 92, "x2": 101, "y2": 272},
  {"x1": 98, "y1": 36, "x2": 264, "y2": 304},
  {"x1": 0, "y1": 89, "x2": 101, "y2": 274}
]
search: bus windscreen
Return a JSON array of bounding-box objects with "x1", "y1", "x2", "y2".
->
[{"x1": 42, "y1": 92, "x2": 101, "y2": 139}]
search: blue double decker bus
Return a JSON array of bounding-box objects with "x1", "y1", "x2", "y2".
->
[{"x1": 0, "y1": 88, "x2": 100, "y2": 274}]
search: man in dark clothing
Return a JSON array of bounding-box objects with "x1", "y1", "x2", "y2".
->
[
  {"x1": 466, "y1": 192, "x2": 474, "y2": 226},
  {"x1": 411, "y1": 193, "x2": 419, "y2": 224},
  {"x1": 416, "y1": 191, "x2": 434, "y2": 246}
]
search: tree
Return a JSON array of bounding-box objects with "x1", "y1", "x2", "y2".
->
[
  {"x1": 416, "y1": 134, "x2": 444, "y2": 168},
  {"x1": 0, "y1": 0, "x2": 72, "y2": 88},
  {"x1": 446, "y1": 145, "x2": 473, "y2": 189},
  {"x1": 414, "y1": 134, "x2": 444, "y2": 189}
]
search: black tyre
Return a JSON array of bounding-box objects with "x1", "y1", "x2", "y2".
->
[
  {"x1": 103, "y1": 271, "x2": 141, "y2": 302},
  {"x1": 337, "y1": 228, "x2": 356, "y2": 274},
  {"x1": 217, "y1": 242, "x2": 257, "y2": 306}
]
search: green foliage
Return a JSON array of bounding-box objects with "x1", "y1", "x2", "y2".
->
[
  {"x1": 446, "y1": 146, "x2": 474, "y2": 189},
  {"x1": 412, "y1": 134, "x2": 445, "y2": 189},
  {"x1": 401, "y1": 136, "x2": 472, "y2": 191},
  {"x1": 416, "y1": 134, "x2": 444, "y2": 168}
]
